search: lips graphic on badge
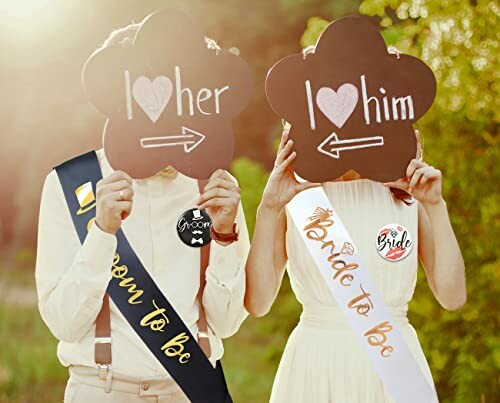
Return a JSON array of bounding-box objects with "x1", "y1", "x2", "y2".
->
[{"x1": 376, "y1": 223, "x2": 413, "y2": 262}]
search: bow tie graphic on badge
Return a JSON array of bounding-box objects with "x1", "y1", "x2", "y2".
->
[{"x1": 191, "y1": 238, "x2": 204, "y2": 245}]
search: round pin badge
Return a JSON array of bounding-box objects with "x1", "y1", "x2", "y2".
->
[
  {"x1": 177, "y1": 208, "x2": 212, "y2": 248},
  {"x1": 376, "y1": 223, "x2": 413, "y2": 262}
]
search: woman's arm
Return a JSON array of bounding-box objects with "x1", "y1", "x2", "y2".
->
[
  {"x1": 244, "y1": 131, "x2": 320, "y2": 317},
  {"x1": 418, "y1": 199, "x2": 466, "y2": 310},
  {"x1": 244, "y1": 205, "x2": 287, "y2": 317},
  {"x1": 386, "y1": 159, "x2": 466, "y2": 311}
]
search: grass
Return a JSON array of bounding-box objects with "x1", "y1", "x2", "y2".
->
[{"x1": 0, "y1": 269, "x2": 299, "y2": 403}]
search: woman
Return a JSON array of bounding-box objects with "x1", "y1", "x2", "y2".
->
[{"x1": 244, "y1": 129, "x2": 466, "y2": 402}]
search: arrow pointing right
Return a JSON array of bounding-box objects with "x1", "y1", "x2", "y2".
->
[{"x1": 140, "y1": 126, "x2": 206, "y2": 153}]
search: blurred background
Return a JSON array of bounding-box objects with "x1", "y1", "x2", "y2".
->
[{"x1": 0, "y1": 0, "x2": 498, "y2": 402}]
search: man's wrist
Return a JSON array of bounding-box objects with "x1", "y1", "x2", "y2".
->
[{"x1": 212, "y1": 222, "x2": 234, "y2": 234}]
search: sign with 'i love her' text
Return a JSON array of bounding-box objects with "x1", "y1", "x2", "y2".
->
[
  {"x1": 266, "y1": 15, "x2": 436, "y2": 183},
  {"x1": 83, "y1": 9, "x2": 253, "y2": 179}
]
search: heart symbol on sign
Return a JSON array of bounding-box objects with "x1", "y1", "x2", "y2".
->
[
  {"x1": 316, "y1": 84, "x2": 358, "y2": 128},
  {"x1": 132, "y1": 76, "x2": 173, "y2": 123}
]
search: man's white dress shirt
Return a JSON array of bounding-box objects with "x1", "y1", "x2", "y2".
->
[{"x1": 35, "y1": 149, "x2": 249, "y2": 378}]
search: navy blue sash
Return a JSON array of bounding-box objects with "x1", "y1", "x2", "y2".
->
[{"x1": 55, "y1": 151, "x2": 231, "y2": 403}]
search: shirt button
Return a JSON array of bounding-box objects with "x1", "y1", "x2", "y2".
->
[{"x1": 142, "y1": 383, "x2": 150, "y2": 391}]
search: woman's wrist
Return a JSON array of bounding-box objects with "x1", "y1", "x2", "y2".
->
[
  {"x1": 257, "y1": 202, "x2": 283, "y2": 218},
  {"x1": 422, "y1": 196, "x2": 447, "y2": 215}
]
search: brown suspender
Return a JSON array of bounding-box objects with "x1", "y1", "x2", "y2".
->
[{"x1": 94, "y1": 179, "x2": 212, "y2": 372}]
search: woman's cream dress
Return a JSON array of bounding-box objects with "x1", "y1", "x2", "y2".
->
[{"x1": 270, "y1": 180, "x2": 437, "y2": 403}]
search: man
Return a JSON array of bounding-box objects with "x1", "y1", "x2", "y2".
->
[{"x1": 35, "y1": 148, "x2": 249, "y2": 402}]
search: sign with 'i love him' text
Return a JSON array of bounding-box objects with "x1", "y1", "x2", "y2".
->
[{"x1": 266, "y1": 15, "x2": 436, "y2": 183}]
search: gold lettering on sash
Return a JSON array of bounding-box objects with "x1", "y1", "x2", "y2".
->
[
  {"x1": 364, "y1": 321, "x2": 394, "y2": 357},
  {"x1": 161, "y1": 332, "x2": 191, "y2": 364},
  {"x1": 329, "y1": 255, "x2": 358, "y2": 286},
  {"x1": 140, "y1": 300, "x2": 170, "y2": 332},
  {"x1": 348, "y1": 284, "x2": 373, "y2": 316},
  {"x1": 111, "y1": 254, "x2": 144, "y2": 304},
  {"x1": 303, "y1": 206, "x2": 396, "y2": 358}
]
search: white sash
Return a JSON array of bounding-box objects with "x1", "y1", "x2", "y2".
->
[{"x1": 287, "y1": 187, "x2": 438, "y2": 403}]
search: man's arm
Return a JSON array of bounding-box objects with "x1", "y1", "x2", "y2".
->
[
  {"x1": 35, "y1": 171, "x2": 117, "y2": 342},
  {"x1": 202, "y1": 202, "x2": 249, "y2": 338}
]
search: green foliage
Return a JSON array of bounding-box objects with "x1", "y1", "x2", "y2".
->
[
  {"x1": 0, "y1": 303, "x2": 66, "y2": 403},
  {"x1": 231, "y1": 158, "x2": 270, "y2": 235},
  {"x1": 302, "y1": 2, "x2": 500, "y2": 401}
]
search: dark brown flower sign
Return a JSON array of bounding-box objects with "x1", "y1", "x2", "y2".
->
[
  {"x1": 83, "y1": 9, "x2": 253, "y2": 179},
  {"x1": 265, "y1": 15, "x2": 436, "y2": 183}
]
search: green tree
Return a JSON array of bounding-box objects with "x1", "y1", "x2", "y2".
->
[{"x1": 301, "y1": 1, "x2": 499, "y2": 401}]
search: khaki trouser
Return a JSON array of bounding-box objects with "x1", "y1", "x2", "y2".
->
[{"x1": 64, "y1": 366, "x2": 189, "y2": 402}]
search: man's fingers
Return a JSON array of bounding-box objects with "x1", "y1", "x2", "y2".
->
[
  {"x1": 198, "y1": 188, "x2": 236, "y2": 204},
  {"x1": 208, "y1": 169, "x2": 234, "y2": 184},
  {"x1": 116, "y1": 201, "x2": 132, "y2": 219},
  {"x1": 203, "y1": 178, "x2": 239, "y2": 193},
  {"x1": 198, "y1": 196, "x2": 239, "y2": 210},
  {"x1": 103, "y1": 187, "x2": 134, "y2": 202},
  {"x1": 100, "y1": 170, "x2": 133, "y2": 186},
  {"x1": 98, "y1": 180, "x2": 133, "y2": 196}
]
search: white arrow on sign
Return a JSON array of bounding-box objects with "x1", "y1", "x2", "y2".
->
[
  {"x1": 140, "y1": 126, "x2": 205, "y2": 153},
  {"x1": 317, "y1": 132, "x2": 384, "y2": 159}
]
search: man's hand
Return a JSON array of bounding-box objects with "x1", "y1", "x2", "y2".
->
[
  {"x1": 197, "y1": 170, "x2": 240, "y2": 234},
  {"x1": 95, "y1": 171, "x2": 134, "y2": 234}
]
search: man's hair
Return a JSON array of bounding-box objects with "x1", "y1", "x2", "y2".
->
[
  {"x1": 99, "y1": 22, "x2": 222, "y2": 53},
  {"x1": 101, "y1": 23, "x2": 141, "y2": 49}
]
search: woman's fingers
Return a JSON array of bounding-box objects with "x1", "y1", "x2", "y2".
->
[
  {"x1": 409, "y1": 167, "x2": 426, "y2": 191},
  {"x1": 276, "y1": 149, "x2": 296, "y2": 173},
  {"x1": 418, "y1": 167, "x2": 441, "y2": 186},
  {"x1": 277, "y1": 130, "x2": 289, "y2": 157},
  {"x1": 275, "y1": 139, "x2": 294, "y2": 167},
  {"x1": 406, "y1": 159, "x2": 427, "y2": 179},
  {"x1": 383, "y1": 178, "x2": 409, "y2": 191},
  {"x1": 295, "y1": 181, "x2": 322, "y2": 193}
]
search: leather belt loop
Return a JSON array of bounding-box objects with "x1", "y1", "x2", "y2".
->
[{"x1": 197, "y1": 179, "x2": 212, "y2": 359}]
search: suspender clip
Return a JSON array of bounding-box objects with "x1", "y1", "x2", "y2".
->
[{"x1": 97, "y1": 364, "x2": 113, "y2": 393}]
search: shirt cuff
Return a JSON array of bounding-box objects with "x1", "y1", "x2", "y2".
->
[
  {"x1": 76, "y1": 223, "x2": 117, "y2": 280},
  {"x1": 206, "y1": 240, "x2": 242, "y2": 286}
]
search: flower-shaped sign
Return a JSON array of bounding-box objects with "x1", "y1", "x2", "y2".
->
[
  {"x1": 83, "y1": 9, "x2": 253, "y2": 179},
  {"x1": 266, "y1": 16, "x2": 436, "y2": 183}
]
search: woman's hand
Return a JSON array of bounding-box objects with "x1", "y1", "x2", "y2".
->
[
  {"x1": 384, "y1": 159, "x2": 443, "y2": 206},
  {"x1": 260, "y1": 131, "x2": 320, "y2": 212}
]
